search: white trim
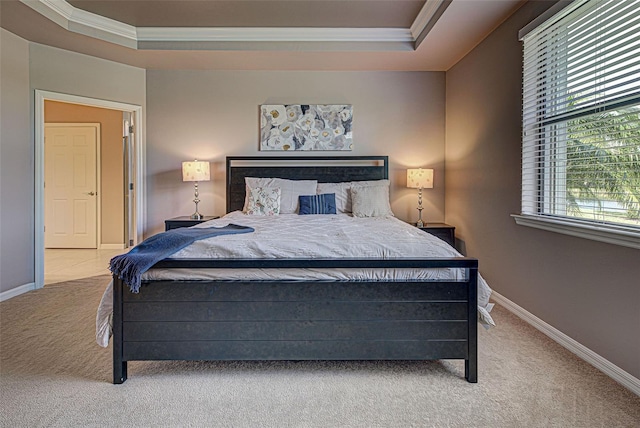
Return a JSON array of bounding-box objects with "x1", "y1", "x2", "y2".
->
[
  {"x1": 0, "y1": 282, "x2": 36, "y2": 302},
  {"x1": 38, "y1": 0, "x2": 74, "y2": 17},
  {"x1": 23, "y1": 0, "x2": 137, "y2": 41},
  {"x1": 21, "y1": 0, "x2": 418, "y2": 49},
  {"x1": 491, "y1": 290, "x2": 640, "y2": 396},
  {"x1": 35, "y1": 92, "x2": 46, "y2": 289},
  {"x1": 66, "y1": 3, "x2": 137, "y2": 41},
  {"x1": 100, "y1": 244, "x2": 126, "y2": 250},
  {"x1": 512, "y1": 214, "x2": 640, "y2": 250},
  {"x1": 410, "y1": 0, "x2": 445, "y2": 40},
  {"x1": 35, "y1": 90, "x2": 145, "y2": 289},
  {"x1": 137, "y1": 27, "x2": 413, "y2": 43},
  {"x1": 21, "y1": 0, "x2": 72, "y2": 29}
]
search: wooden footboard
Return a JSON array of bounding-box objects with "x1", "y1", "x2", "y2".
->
[{"x1": 113, "y1": 258, "x2": 477, "y2": 384}]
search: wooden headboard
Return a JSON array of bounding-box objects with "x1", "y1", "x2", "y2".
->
[{"x1": 226, "y1": 156, "x2": 389, "y2": 213}]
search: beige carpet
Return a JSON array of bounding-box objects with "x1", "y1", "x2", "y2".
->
[{"x1": 0, "y1": 275, "x2": 638, "y2": 427}]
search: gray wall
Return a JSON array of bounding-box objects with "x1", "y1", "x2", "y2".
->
[
  {"x1": 29, "y1": 43, "x2": 146, "y2": 116},
  {"x1": 445, "y1": 1, "x2": 640, "y2": 379},
  {"x1": 146, "y1": 70, "x2": 446, "y2": 234},
  {"x1": 0, "y1": 29, "x2": 32, "y2": 294},
  {"x1": 0, "y1": 38, "x2": 146, "y2": 295},
  {"x1": 2, "y1": 2, "x2": 637, "y2": 381}
]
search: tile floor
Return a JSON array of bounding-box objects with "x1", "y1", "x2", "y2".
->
[{"x1": 45, "y1": 248, "x2": 126, "y2": 285}]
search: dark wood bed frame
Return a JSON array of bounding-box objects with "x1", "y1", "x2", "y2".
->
[{"x1": 112, "y1": 156, "x2": 478, "y2": 384}]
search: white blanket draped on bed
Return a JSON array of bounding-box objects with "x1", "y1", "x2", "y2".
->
[{"x1": 96, "y1": 212, "x2": 495, "y2": 347}]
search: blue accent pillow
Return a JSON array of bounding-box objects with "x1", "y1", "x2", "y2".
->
[{"x1": 299, "y1": 193, "x2": 337, "y2": 215}]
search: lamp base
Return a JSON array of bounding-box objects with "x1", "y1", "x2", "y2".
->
[
  {"x1": 190, "y1": 183, "x2": 203, "y2": 220},
  {"x1": 416, "y1": 198, "x2": 424, "y2": 228}
]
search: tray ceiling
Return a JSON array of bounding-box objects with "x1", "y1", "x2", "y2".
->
[
  {"x1": 1, "y1": 0, "x2": 526, "y2": 70},
  {"x1": 67, "y1": 0, "x2": 426, "y2": 28}
]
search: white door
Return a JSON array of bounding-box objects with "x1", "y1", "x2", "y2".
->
[{"x1": 45, "y1": 124, "x2": 99, "y2": 248}]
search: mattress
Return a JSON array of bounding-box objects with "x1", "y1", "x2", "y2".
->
[{"x1": 96, "y1": 212, "x2": 495, "y2": 347}]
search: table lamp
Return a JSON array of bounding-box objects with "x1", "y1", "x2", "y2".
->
[
  {"x1": 407, "y1": 168, "x2": 434, "y2": 227},
  {"x1": 182, "y1": 160, "x2": 210, "y2": 219}
]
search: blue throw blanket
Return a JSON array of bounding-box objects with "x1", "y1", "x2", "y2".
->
[{"x1": 109, "y1": 224, "x2": 254, "y2": 293}]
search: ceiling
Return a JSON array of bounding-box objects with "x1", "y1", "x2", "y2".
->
[{"x1": 0, "y1": 0, "x2": 525, "y2": 71}]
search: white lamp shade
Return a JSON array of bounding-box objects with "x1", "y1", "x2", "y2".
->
[
  {"x1": 407, "y1": 168, "x2": 434, "y2": 189},
  {"x1": 182, "y1": 161, "x2": 210, "y2": 182}
]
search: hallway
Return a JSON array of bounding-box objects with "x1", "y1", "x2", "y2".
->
[{"x1": 45, "y1": 248, "x2": 124, "y2": 285}]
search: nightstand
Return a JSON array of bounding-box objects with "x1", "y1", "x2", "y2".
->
[
  {"x1": 417, "y1": 223, "x2": 455, "y2": 247},
  {"x1": 165, "y1": 216, "x2": 219, "y2": 231}
]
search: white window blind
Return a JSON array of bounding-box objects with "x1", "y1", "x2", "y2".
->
[{"x1": 521, "y1": 0, "x2": 640, "y2": 233}]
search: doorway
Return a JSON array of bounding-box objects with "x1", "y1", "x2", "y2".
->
[{"x1": 35, "y1": 90, "x2": 144, "y2": 289}]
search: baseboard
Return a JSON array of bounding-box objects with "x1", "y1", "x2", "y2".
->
[
  {"x1": 0, "y1": 282, "x2": 36, "y2": 302},
  {"x1": 491, "y1": 291, "x2": 640, "y2": 397},
  {"x1": 100, "y1": 244, "x2": 126, "y2": 250}
]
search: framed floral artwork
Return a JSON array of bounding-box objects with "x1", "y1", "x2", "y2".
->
[{"x1": 260, "y1": 104, "x2": 353, "y2": 151}]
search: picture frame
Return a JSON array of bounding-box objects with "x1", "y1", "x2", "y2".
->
[{"x1": 260, "y1": 104, "x2": 353, "y2": 151}]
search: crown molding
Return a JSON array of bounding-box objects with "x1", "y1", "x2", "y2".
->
[
  {"x1": 412, "y1": 0, "x2": 451, "y2": 48},
  {"x1": 66, "y1": 2, "x2": 138, "y2": 41},
  {"x1": 410, "y1": 0, "x2": 446, "y2": 40},
  {"x1": 21, "y1": 0, "x2": 138, "y2": 48},
  {"x1": 20, "y1": 0, "x2": 438, "y2": 50},
  {"x1": 137, "y1": 27, "x2": 413, "y2": 43},
  {"x1": 23, "y1": 0, "x2": 137, "y2": 40}
]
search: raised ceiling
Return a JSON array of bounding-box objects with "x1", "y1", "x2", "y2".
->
[
  {"x1": 66, "y1": 0, "x2": 426, "y2": 28},
  {"x1": 1, "y1": 0, "x2": 525, "y2": 71}
]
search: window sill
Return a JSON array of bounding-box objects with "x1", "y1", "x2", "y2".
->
[{"x1": 511, "y1": 214, "x2": 640, "y2": 250}]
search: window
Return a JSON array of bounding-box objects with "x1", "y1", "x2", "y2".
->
[{"x1": 516, "y1": 0, "x2": 640, "y2": 249}]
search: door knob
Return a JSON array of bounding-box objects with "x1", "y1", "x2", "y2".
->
[{"x1": 86, "y1": 191, "x2": 96, "y2": 196}]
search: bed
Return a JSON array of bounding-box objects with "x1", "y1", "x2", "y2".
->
[{"x1": 105, "y1": 155, "x2": 492, "y2": 384}]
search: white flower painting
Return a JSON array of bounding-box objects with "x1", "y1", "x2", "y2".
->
[{"x1": 260, "y1": 104, "x2": 353, "y2": 151}]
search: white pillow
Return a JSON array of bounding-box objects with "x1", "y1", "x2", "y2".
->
[
  {"x1": 245, "y1": 177, "x2": 317, "y2": 214},
  {"x1": 350, "y1": 179, "x2": 390, "y2": 188},
  {"x1": 350, "y1": 184, "x2": 394, "y2": 218},
  {"x1": 316, "y1": 182, "x2": 352, "y2": 213},
  {"x1": 246, "y1": 187, "x2": 281, "y2": 216},
  {"x1": 316, "y1": 180, "x2": 390, "y2": 214}
]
